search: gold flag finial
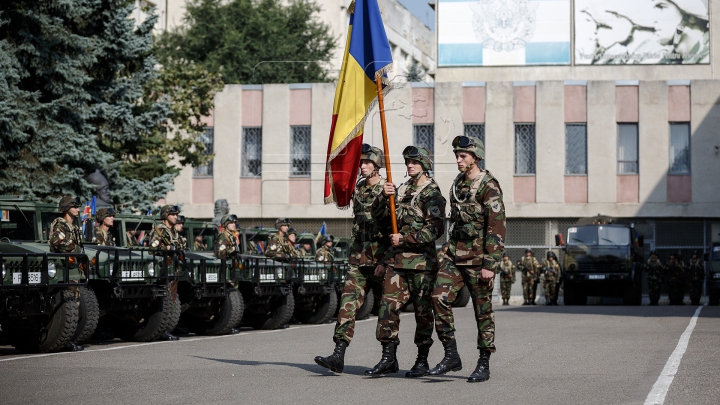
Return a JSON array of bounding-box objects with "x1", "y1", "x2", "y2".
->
[{"x1": 348, "y1": 0, "x2": 355, "y2": 15}]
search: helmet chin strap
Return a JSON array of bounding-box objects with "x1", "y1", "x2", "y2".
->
[{"x1": 458, "y1": 158, "x2": 476, "y2": 173}]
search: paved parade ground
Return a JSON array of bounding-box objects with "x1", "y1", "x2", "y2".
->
[{"x1": 0, "y1": 305, "x2": 718, "y2": 405}]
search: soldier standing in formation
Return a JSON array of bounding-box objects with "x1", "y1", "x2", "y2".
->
[
  {"x1": 429, "y1": 136, "x2": 505, "y2": 383},
  {"x1": 265, "y1": 218, "x2": 297, "y2": 260},
  {"x1": 315, "y1": 144, "x2": 391, "y2": 374},
  {"x1": 687, "y1": 251, "x2": 705, "y2": 305},
  {"x1": 315, "y1": 235, "x2": 335, "y2": 262},
  {"x1": 542, "y1": 251, "x2": 562, "y2": 305},
  {"x1": 366, "y1": 146, "x2": 445, "y2": 378},
  {"x1": 666, "y1": 253, "x2": 686, "y2": 305},
  {"x1": 519, "y1": 249, "x2": 541, "y2": 305},
  {"x1": 175, "y1": 215, "x2": 188, "y2": 250},
  {"x1": 94, "y1": 207, "x2": 116, "y2": 246},
  {"x1": 645, "y1": 251, "x2": 665, "y2": 306},
  {"x1": 215, "y1": 214, "x2": 240, "y2": 260},
  {"x1": 498, "y1": 252, "x2": 515, "y2": 305},
  {"x1": 49, "y1": 196, "x2": 85, "y2": 352}
]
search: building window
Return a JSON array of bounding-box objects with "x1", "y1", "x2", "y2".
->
[
  {"x1": 565, "y1": 124, "x2": 587, "y2": 175},
  {"x1": 413, "y1": 124, "x2": 434, "y2": 158},
  {"x1": 193, "y1": 127, "x2": 214, "y2": 177},
  {"x1": 669, "y1": 123, "x2": 690, "y2": 174},
  {"x1": 464, "y1": 123, "x2": 485, "y2": 169},
  {"x1": 514, "y1": 123, "x2": 536, "y2": 175},
  {"x1": 291, "y1": 126, "x2": 311, "y2": 176},
  {"x1": 617, "y1": 124, "x2": 638, "y2": 174},
  {"x1": 241, "y1": 127, "x2": 262, "y2": 177}
]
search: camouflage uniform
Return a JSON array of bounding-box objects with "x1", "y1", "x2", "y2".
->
[
  {"x1": 432, "y1": 170, "x2": 504, "y2": 352},
  {"x1": 498, "y1": 258, "x2": 515, "y2": 304},
  {"x1": 376, "y1": 176, "x2": 446, "y2": 347},
  {"x1": 126, "y1": 231, "x2": 140, "y2": 246},
  {"x1": 686, "y1": 256, "x2": 704, "y2": 305},
  {"x1": 49, "y1": 218, "x2": 83, "y2": 254},
  {"x1": 316, "y1": 245, "x2": 334, "y2": 262},
  {"x1": 542, "y1": 258, "x2": 562, "y2": 305},
  {"x1": 265, "y1": 232, "x2": 297, "y2": 260},
  {"x1": 665, "y1": 257, "x2": 686, "y2": 305},
  {"x1": 519, "y1": 255, "x2": 541, "y2": 304},
  {"x1": 94, "y1": 208, "x2": 116, "y2": 246},
  {"x1": 148, "y1": 224, "x2": 180, "y2": 250},
  {"x1": 645, "y1": 256, "x2": 665, "y2": 305},
  {"x1": 215, "y1": 229, "x2": 241, "y2": 260}
]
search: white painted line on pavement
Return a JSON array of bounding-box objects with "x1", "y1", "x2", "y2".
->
[{"x1": 644, "y1": 305, "x2": 704, "y2": 405}]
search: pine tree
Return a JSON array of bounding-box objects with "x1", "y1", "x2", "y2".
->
[{"x1": 406, "y1": 60, "x2": 424, "y2": 82}]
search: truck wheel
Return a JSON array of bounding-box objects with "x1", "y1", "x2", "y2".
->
[
  {"x1": 452, "y1": 286, "x2": 471, "y2": 307},
  {"x1": 185, "y1": 288, "x2": 244, "y2": 335},
  {"x1": 5, "y1": 289, "x2": 79, "y2": 353},
  {"x1": 709, "y1": 292, "x2": 719, "y2": 306},
  {"x1": 295, "y1": 292, "x2": 338, "y2": 324},
  {"x1": 115, "y1": 295, "x2": 176, "y2": 342},
  {"x1": 248, "y1": 292, "x2": 295, "y2": 330},
  {"x1": 72, "y1": 287, "x2": 100, "y2": 344},
  {"x1": 162, "y1": 296, "x2": 182, "y2": 334},
  {"x1": 356, "y1": 288, "x2": 375, "y2": 320}
]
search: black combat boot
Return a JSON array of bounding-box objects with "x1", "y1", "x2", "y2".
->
[
  {"x1": 427, "y1": 339, "x2": 462, "y2": 376},
  {"x1": 64, "y1": 341, "x2": 84, "y2": 352},
  {"x1": 364, "y1": 342, "x2": 399, "y2": 376},
  {"x1": 405, "y1": 344, "x2": 431, "y2": 378},
  {"x1": 314, "y1": 340, "x2": 348, "y2": 373},
  {"x1": 160, "y1": 331, "x2": 179, "y2": 341},
  {"x1": 467, "y1": 350, "x2": 491, "y2": 383},
  {"x1": 522, "y1": 298, "x2": 528, "y2": 305}
]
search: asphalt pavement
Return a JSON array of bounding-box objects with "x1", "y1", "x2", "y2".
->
[{"x1": 0, "y1": 304, "x2": 718, "y2": 405}]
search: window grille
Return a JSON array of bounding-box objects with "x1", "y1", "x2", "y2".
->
[
  {"x1": 242, "y1": 127, "x2": 262, "y2": 177},
  {"x1": 565, "y1": 124, "x2": 587, "y2": 175},
  {"x1": 617, "y1": 124, "x2": 638, "y2": 174},
  {"x1": 413, "y1": 124, "x2": 434, "y2": 157},
  {"x1": 291, "y1": 126, "x2": 311, "y2": 176},
  {"x1": 514, "y1": 124, "x2": 536, "y2": 175},
  {"x1": 193, "y1": 127, "x2": 214, "y2": 177},
  {"x1": 669, "y1": 123, "x2": 690, "y2": 174},
  {"x1": 464, "y1": 123, "x2": 485, "y2": 169}
]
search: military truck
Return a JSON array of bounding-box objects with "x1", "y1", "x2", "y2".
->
[
  {"x1": 706, "y1": 243, "x2": 720, "y2": 305},
  {"x1": 556, "y1": 215, "x2": 644, "y2": 305},
  {"x1": 293, "y1": 232, "x2": 339, "y2": 324}
]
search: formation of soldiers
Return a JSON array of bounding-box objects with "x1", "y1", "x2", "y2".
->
[{"x1": 645, "y1": 250, "x2": 705, "y2": 306}]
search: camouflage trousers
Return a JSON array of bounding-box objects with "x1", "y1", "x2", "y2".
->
[
  {"x1": 543, "y1": 276, "x2": 558, "y2": 303},
  {"x1": 376, "y1": 266, "x2": 435, "y2": 347},
  {"x1": 648, "y1": 279, "x2": 661, "y2": 304},
  {"x1": 432, "y1": 261, "x2": 495, "y2": 352},
  {"x1": 500, "y1": 277, "x2": 514, "y2": 300},
  {"x1": 334, "y1": 265, "x2": 382, "y2": 344},
  {"x1": 667, "y1": 278, "x2": 685, "y2": 304},
  {"x1": 689, "y1": 281, "x2": 703, "y2": 304},
  {"x1": 522, "y1": 275, "x2": 536, "y2": 302}
]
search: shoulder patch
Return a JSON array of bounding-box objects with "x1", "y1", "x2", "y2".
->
[
  {"x1": 57, "y1": 232, "x2": 65, "y2": 240},
  {"x1": 151, "y1": 240, "x2": 159, "y2": 247},
  {"x1": 490, "y1": 201, "x2": 501, "y2": 213},
  {"x1": 429, "y1": 206, "x2": 441, "y2": 216}
]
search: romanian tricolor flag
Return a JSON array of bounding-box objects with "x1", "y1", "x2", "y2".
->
[{"x1": 324, "y1": 0, "x2": 392, "y2": 207}]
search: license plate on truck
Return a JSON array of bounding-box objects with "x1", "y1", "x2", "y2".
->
[
  {"x1": 588, "y1": 274, "x2": 605, "y2": 280},
  {"x1": 13, "y1": 272, "x2": 41, "y2": 284}
]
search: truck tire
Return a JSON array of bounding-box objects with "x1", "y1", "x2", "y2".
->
[
  {"x1": 5, "y1": 289, "x2": 79, "y2": 353},
  {"x1": 115, "y1": 295, "x2": 176, "y2": 342},
  {"x1": 248, "y1": 292, "x2": 295, "y2": 330},
  {"x1": 452, "y1": 286, "x2": 471, "y2": 307},
  {"x1": 185, "y1": 288, "x2": 244, "y2": 335},
  {"x1": 162, "y1": 296, "x2": 182, "y2": 334},
  {"x1": 72, "y1": 287, "x2": 100, "y2": 344},
  {"x1": 295, "y1": 292, "x2": 338, "y2": 324},
  {"x1": 356, "y1": 288, "x2": 374, "y2": 320}
]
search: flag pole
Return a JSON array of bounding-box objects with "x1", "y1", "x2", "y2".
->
[{"x1": 376, "y1": 76, "x2": 398, "y2": 234}]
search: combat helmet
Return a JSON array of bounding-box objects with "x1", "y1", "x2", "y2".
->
[
  {"x1": 275, "y1": 218, "x2": 292, "y2": 228},
  {"x1": 287, "y1": 227, "x2": 298, "y2": 236},
  {"x1": 321, "y1": 234, "x2": 334, "y2": 244},
  {"x1": 177, "y1": 215, "x2": 186, "y2": 224},
  {"x1": 160, "y1": 205, "x2": 180, "y2": 220},
  {"x1": 452, "y1": 135, "x2": 485, "y2": 160},
  {"x1": 360, "y1": 144, "x2": 385, "y2": 169},
  {"x1": 669, "y1": 0, "x2": 708, "y2": 22},
  {"x1": 96, "y1": 207, "x2": 116, "y2": 222},
  {"x1": 221, "y1": 214, "x2": 238, "y2": 226},
  {"x1": 502, "y1": 252, "x2": 508, "y2": 258},
  {"x1": 525, "y1": 248, "x2": 532, "y2": 254},
  {"x1": 546, "y1": 251, "x2": 557, "y2": 260},
  {"x1": 59, "y1": 196, "x2": 81, "y2": 212},
  {"x1": 402, "y1": 146, "x2": 433, "y2": 172}
]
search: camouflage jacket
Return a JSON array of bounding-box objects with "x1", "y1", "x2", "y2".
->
[
  {"x1": 542, "y1": 259, "x2": 562, "y2": 281},
  {"x1": 265, "y1": 232, "x2": 297, "y2": 260},
  {"x1": 350, "y1": 177, "x2": 391, "y2": 267},
  {"x1": 316, "y1": 245, "x2": 334, "y2": 262},
  {"x1": 645, "y1": 258, "x2": 665, "y2": 281},
  {"x1": 383, "y1": 177, "x2": 446, "y2": 271},
  {"x1": 519, "y1": 256, "x2": 541, "y2": 278},
  {"x1": 178, "y1": 236, "x2": 188, "y2": 250},
  {"x1": 148, "y1": 223, "x2": 180, "y2": 250},
  {"x1": 126, "y1": 232, "x2": 139, "y2": 246},
  {"x1": 49, "y1": 217, "x2": 82, "y2": 253},
  {"x1": 498, "y1": 259, "x2": 515, "y2": 282},
  {"x1": 665, "y1": 259, "x2": 685, "y2": 280},
  {"x1": 687, "y1": 258, "x2": 704, "y2": 282},
  {"x1": 94, "y1": 227, "x2": 115, "y2": 246},
  {"x1": 215, "y1": 229, "x2": 240, "y2": 260},
  {"x1": 446, "y1": 171, "x2": 506, "y2": 269}
]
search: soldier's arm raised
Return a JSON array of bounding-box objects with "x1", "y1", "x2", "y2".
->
[
  {"x1": 402, "y1": 188, "x2": 446, "y2": 246},
  {"x1": 481, "y1": 180, "x2": 506, "y2": 272}
]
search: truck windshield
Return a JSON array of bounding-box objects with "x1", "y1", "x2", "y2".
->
[
  {"x1": 567, "y1": 226, "x2": 630, "y2": 246},
  {"x1": 0, "y1": 209, "x2": 37, "y2": 240}
]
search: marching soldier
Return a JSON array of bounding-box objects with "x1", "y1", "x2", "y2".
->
[
  {"x1": 49, "y1": 195, "x2": 85, "y2": 352},
  {"x1": 265, "y1": 218, "x2": 297, "y2": 260},
  {"x1": 519, "y1": 249, "x2": 541, "y2": 305},
  {"x1": 666, "y1": 253, "x2": 686, "y2": 305},
  {"x1": 498, "y1": 252, "x2": 515, "y2": 305},
  {"x1": 687, "y1": 251, "x2": 704, "y2": 305},
  {"x1": 645, "y1": 251, "x2": 665, "y2": 306},
  {"x1": 315, "y1": 144, "x2": 391, "y2": 374},
  {"x1": 542, "y1": 251, "x2": 562, "y2": 305},
  {"x1": 174, "y1": 215, "x2": 188, "y2": 250},
  {"x1": 316, "y1": 235, "x2": 335, "y2": 262},
  {"x1": 429, "y1": 135, "x2": 505, "y2": 383},
  {"x1": 94, "y1": 207, "x2": 116, "y2": 246},
  {"x1": 366, "y1": 146, "x2": 445, "y2": 378}
]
